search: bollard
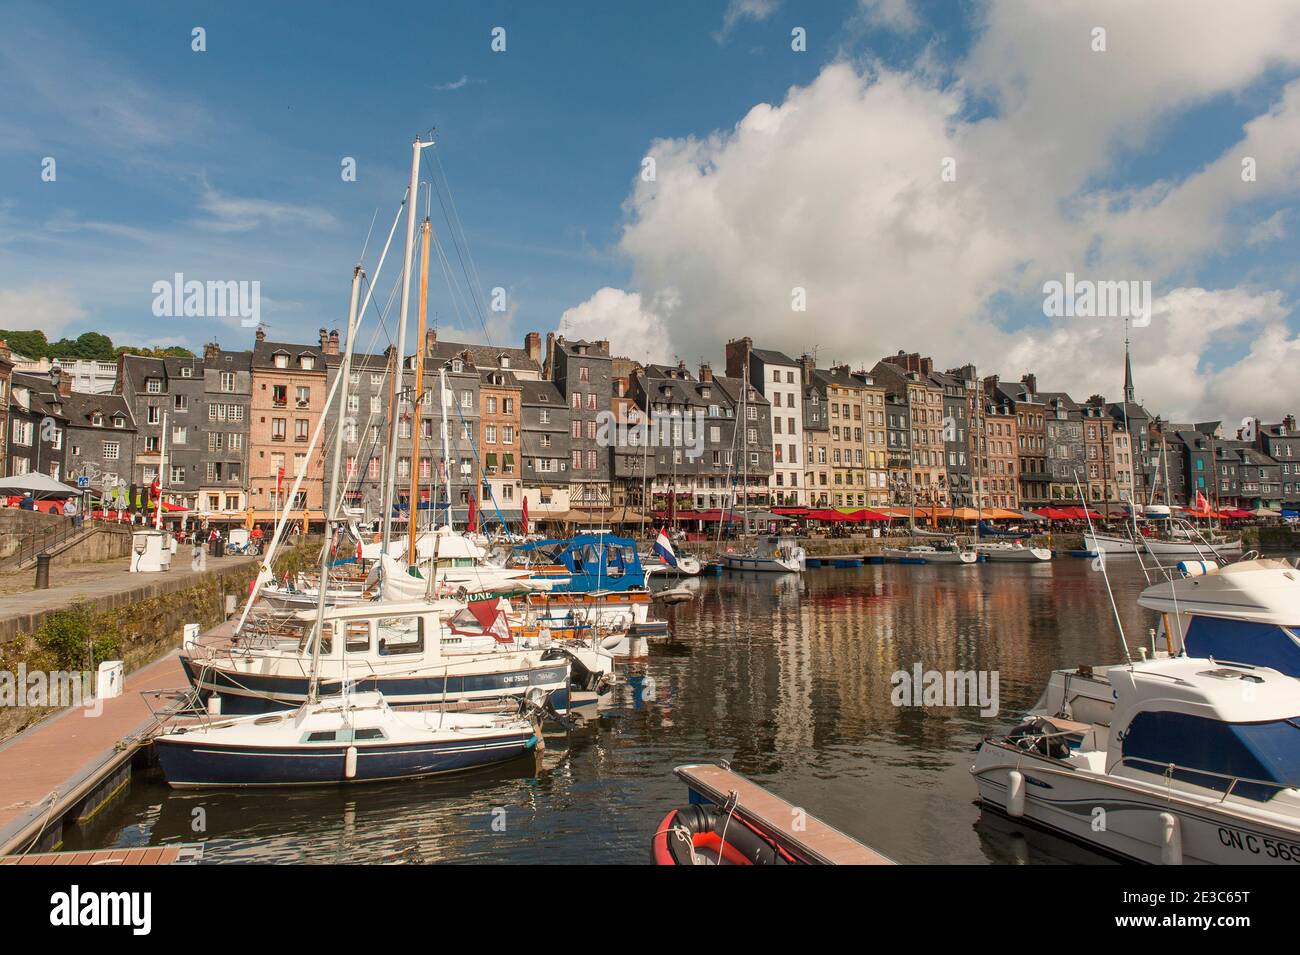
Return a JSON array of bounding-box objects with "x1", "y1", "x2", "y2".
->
[{"x1": 35, "y1": 553, "x2": 51, "y2": 590}]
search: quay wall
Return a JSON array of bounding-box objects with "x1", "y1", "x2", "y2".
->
[{"x1": 0, "y1": 540, "x2": 319, "y2": 744}]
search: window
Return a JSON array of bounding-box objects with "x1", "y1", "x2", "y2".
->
[
  {"x1": 147, "y1": 405, "x2": 160, "y2": 425},
  {"x1": 170, "y1": 465, "x2": 185, "y2": 483},
  {"x1": 221, "y1": 371, "x2": 235, "y2": 392},
  {"x1": 174, "y1": 394, "x2": 187, "y2": 412},
  {"x1": 146, "y1": 378, "x2": 162, "y2": 394},
  {"x1": 103, "y1": 440, "x2": 120, "y2": 460}
]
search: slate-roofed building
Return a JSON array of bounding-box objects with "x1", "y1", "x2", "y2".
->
[
  {"x1": 116, "y1": 351, "x2": 206, "y2": 509},
  {"x1": 520, "y1": 377, "x2": 570, "y2": 516}
]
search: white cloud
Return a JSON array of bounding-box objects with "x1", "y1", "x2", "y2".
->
[
  {"x1": 715, "y1": 0, "x2": 780, "y2": 43},
  {"x1": 606, "y1": 1, "x2": 1300, "y2": 422},
  {"x1": 858, "y1": 0, "x2": 919, "y2": 32},
  {"x1": 196, "y1": 181, "x2": 337, "y2": 234},
  {"x1": 0, "y1": 285, "x2": 88, "y2": 337},
  {"x1": 1248, "y1": 209, "x2": 1289, "y2": 246},
  {"x1": 558, "y1": 287, "x2": 675, "y2": 363}
]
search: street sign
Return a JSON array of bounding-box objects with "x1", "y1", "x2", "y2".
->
[{"x1": 77, "y1": 476, "x2": 89, "y2": 489}]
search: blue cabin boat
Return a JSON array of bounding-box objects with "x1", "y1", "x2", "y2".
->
[{"x1": 511, "y1": 534, "x2": 649, "y2": 593}]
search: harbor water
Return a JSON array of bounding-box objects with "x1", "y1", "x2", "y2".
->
[{"x1": 65, "y1": 558, "x2": 1223, "y2": 863}]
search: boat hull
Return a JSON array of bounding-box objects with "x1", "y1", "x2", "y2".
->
[
  {"x1": 181, "y1": 654, "x2": 569, "y2": 715},
  {"x1": 972, "y1": 743, "x2": 1300, "y2": 865},
  {"x1": 720, "y1": 554, "x2": 803, "y2": 573},
  {"x1": 1085, "y1": 532, "x2": 1243, "y2": 558},
  {"x1": 975, "y1": 545, "x2": 1052, "y2": 562},
  {"x1": 155, "y1": 729, "x2": 537, "y2": 788}
]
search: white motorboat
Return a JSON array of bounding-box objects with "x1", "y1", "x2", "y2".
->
[
  {"x1": 181, "y1": 598, "x2": 614, "y2": 715},
  {"x1": 720, "y1": 536, "x2": 806, "y2": 573},
  {"x1": 882, "y1": 544, "x2": 978, "y2": 565},
  {"x1": 1033, "y1": 557, "x2": 1300, "y2": 726},
  {"x1": 973, "y1": 657, "x2": 1300, "y2": 864},
  {"x1": 154, "y1": 689, "x2": 538, "y2": 788},
  {"x1": 974, "y1": 541, "x2": 1052, "y2": 562}
]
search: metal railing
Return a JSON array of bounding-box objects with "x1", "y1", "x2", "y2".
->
[{"x1": 4, "y1": 515, "x2": 91, "y2": 570}]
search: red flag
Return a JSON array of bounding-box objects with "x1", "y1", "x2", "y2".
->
[
  {"x1": 1194, "y1": 489, "x2": 1210, "y2": 512},
  {"x1": 467, "y1": 492, "x2": 477, "y2": 532},
  {"x1": 149, "y1": 478, "x2": 160, "y2": 500},
  {"x1": 276, "y1": 467, "x2": 284, "y2": 502},
  {"x1": 520, "y1": 496, "x2": 529, "y2": 536}
]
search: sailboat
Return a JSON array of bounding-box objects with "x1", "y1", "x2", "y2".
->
[
  {"x1": 156, "y1": 226, "x2": 540, "y2": 788},
  {"x1": 719, "y1": 362, "x2": 806, "y2": 574},
  {"x1": 183, "y1": 141, "x2": 614, "y2": 718}
]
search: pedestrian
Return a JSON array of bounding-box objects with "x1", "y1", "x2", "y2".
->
[
  {"x1": 64, "y1": 496, "x2": 80, "y2": 528},
  {"x1": 18, "y1": 493, "x2": 35, "y2": 511}
]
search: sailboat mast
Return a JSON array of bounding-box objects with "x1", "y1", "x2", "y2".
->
[
  {"x1": 408, "y1": 216, "x2": 432, "y2": 563},
  {"x1": 309, "y1": 265, "x2": 363, "y2": 704},
  {"x1": 154, "y1": 411, "x2": 168, "y2": 531},
  {"x1": 381, "y1": 136, "x2": 427, "y2": 547}
]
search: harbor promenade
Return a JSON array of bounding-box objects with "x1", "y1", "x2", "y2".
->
[{"x1": 0, "y1": 553, "x2": 259, "y2": 644}]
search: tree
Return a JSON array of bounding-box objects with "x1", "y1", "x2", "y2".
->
[{"x1": 0, "y1": 329, "x2": 51, "y2": 359}]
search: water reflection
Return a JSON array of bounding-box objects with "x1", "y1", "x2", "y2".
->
[{"x1": 66, "y1": 559, "x2": 1208, "y2": 864}]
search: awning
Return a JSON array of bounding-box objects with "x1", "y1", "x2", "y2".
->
[
  {"x1": 486, "y1": 453, "x2": 498, "y2": 467},
  {"x1": 0, "y1": 473, "x2": 81, "y2": 499}
]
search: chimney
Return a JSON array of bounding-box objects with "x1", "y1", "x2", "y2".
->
[
  {"x1": 328, "y1": 329, "x2": 340, "y2": 355},
  {"x1": 57, "y1": 374, "x2": 71, "y2": 397},
  {"x1": 798, "y1": 353, "x2": 816, "y2": 384},
  {"x1": 318, "y1": 328, "x2": 328, "y2": 350},
  {"x1": 524, "y1": 331, "x2": 541, "y2": 364},
  {"x1": 596, "y1": 339, "x2": 610, "y2": 355},
  {"x1": 699, "y1": 363, "x2": 713, "y2": 383},
  {"x1": 255, "y1": 326, "x2": 266, "y2": 343},
  {"x1": 724, "y1": 336, "x2": 752, "y2": 380},
  {"x1": 676, "y1": 359, "x2": 686, "y2": 377},
  {"x1": 203, "y1": 341, "x2": 220, "y2": 361},
  {"x1": 1020, "y1": 372, "x2": 1037, "y2": 395},
  {"x1": 544, "y1": 332, "x2": 556, "y2": 380}
]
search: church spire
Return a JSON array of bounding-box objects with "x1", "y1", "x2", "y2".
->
[{"x1": 1122, "y1": 317, "x2": 1135, "y2": 404}]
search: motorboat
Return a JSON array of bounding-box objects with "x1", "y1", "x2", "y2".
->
[
  {"x1": 1033, "y1": 557, "x2": 1300, "y2": 725},
  {"x1": 720, "y1": 536, "x2": 806, "y2": 573},
  {"x1": 180, "y1": 598, "x2": 614, "y2": 715},
  {"x1": 972, "y1": 657, "x2": 1300, "y2": 864},
  {"x1": 154, "y1": 689, "x2": 538, "y2": 788}
]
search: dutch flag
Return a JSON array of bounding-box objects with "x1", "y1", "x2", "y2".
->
[{"x1": 654, "y1": 527, "x2": 678, "y2": 568}]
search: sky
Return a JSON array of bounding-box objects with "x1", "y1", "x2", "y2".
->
[{"x1": 0, "y1": 0, "x2": 1298, "y2": 424}]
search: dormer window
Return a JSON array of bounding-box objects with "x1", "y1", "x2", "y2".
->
[
  {"x1": 273, "y1": 354, "x2": 289, "y2": 369},
  {"x1": 113, "y1": 416, "x2": 124, "y2": 428},
  {"x1": 91, "y1": 412, "x2": 104, "y2": 427},
  {"x1": 299, "y1": 355, "x2": 314, "y2": 370},
  {"x1": 452, "y1": 359, "x2": 464, "y2": 373},
  {"x1": 180, "y1": 366, "x2": 193, "y2": 378},
  {"x1": 500, "y1": 356, "x2": 510, "y2": 368}
]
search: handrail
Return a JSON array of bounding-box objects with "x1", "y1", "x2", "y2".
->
[
  {"x1": 987, "y1": 729, "x2": 1293, "y2": 799},
  {"x1": 7, "y1": 515, "x2": 87, "y2": 568}
]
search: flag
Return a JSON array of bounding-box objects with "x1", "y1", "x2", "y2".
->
[
  {"x1": 467, "y1": 492, "x2": 477, "y2": 532},
  {"x1": 520, "y1": 496, "x2": 529, "y2": 536},
  {"x1": 654, "y1": 526, "x2": 678, "y2": 568},
  {"x1": 1195, "y1": 489, "x2": 1210, "y2": 512},
  {"x1": 275, "y1": 467, "x2": 284, "y2": 503}
]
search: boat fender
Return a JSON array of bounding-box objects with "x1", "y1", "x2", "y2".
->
[
  {"x1": 344, "y1": 746, "x2": 358, "y2": 780},
  {"x1": 207, "y1": 695, "x2": 222, "y2": 716},
  {"x1": 1007, "y1": 770, "x2": 1025, "y2": 818},
  {"x1": 1159, "y1": 812, "x2": 1182, "y2": 865}
]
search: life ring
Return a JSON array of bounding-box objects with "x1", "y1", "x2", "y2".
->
[{"x1": 651, "y1": 805, "x2": 796, "y2": 865}]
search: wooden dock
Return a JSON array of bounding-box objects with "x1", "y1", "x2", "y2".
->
[
  {"x1": 2, "y1": 844, "x2": 203, "y2": 865},
  {"x1": 676, "y1": 763, "x2": 895, "y2": 865},
  {"x1": 0, "y1": 651, "x2": 192, "y2": 857}
]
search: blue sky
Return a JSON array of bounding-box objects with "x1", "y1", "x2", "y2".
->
[{"x1": 1, "y1": 1, "x2": 1297, "y2": 421}]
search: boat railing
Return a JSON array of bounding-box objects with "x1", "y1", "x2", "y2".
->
[
  {"x1": 1118, "y1": 754, "x2": 1293, "y2": 802},
  {"x1": 987, "y1": 728, "x2": 1293, "y2": 798}
]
